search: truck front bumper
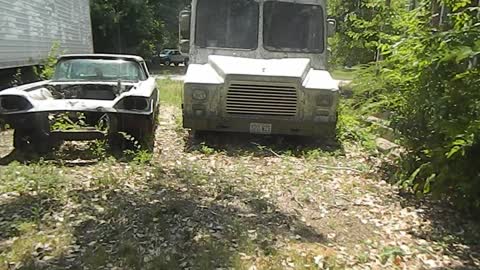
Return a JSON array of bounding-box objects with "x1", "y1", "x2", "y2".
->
[{"x1": 183, "y1": 115, "x2": 336, "y2": 138}]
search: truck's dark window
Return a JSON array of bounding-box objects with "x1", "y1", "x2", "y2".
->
[
  {"x1": 195, "y1": 0, "x2": 259, "y2": 49},
  {"x1": 263, "y1": 2, "x2": 324, "y2": 53}
]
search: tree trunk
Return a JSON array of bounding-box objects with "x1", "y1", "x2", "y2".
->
[
  {"x1": 431, "y1": 0, "x2": 442, "y2": 27},
  {"x1": 409, "y1": 0, "x2": 417, "y2": 10}
]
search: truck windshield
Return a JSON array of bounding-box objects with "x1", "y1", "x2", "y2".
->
[
  {"x1": 195, "y1": 0, "x2": 259, "y2": 49},
  {"x1": 263, "y1": 2, "x2": 324, "y2": 53},
  {"x1": 53, "y1": 59, "x2": 146, "y2": 82}
]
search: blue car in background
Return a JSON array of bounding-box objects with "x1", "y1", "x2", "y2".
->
[{"x1": 152, "y1": 49, "x2": 189, "y2": 66}]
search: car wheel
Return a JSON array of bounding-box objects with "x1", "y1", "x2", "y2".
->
[
  {"x1": 109, "y1": 116, "x2": 156, "y2": 153},
  {"x1": 164, "y1": 60, "x2": 171, "y2": 66},
  {"x1": 14, "y1": 129, "x2": 52, "y2": 154}
]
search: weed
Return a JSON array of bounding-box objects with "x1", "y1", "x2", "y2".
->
[
  {"x1": 131, "y1": 150, "x2": 153, "y2": 165},
  {"x1": 0, "y1": 161, "x2": 67, "y2": 196},
  {"x1": 158, "y1": 79, "x2": 183, "y2": 107},
  {"x1": 199, "y1": 143, "x2": 216, "y2": 155},
  {"x1": 380, "y1": 246, "x2": 404, "y2": 264},
  {"x1": 50, "y1": 112, "x2": 87, "y2": 131},
  {"x1": 87, "y1": 140, "x2": 108, "y2": 159},
  {"x1": 34, "y1": 42, "x2": 60, "y2": 80}
]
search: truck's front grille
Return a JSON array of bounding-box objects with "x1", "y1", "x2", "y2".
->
[{"x1": 226, "y1": 82, "x2": 298, "y2": 116}]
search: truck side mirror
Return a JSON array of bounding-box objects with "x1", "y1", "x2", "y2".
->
[
  {"x1": 179, "y1": 8, "x2": 191, "y2": 54},
  {"x1": 327, "y1": 19, "x2": 337, "y2": 37}
]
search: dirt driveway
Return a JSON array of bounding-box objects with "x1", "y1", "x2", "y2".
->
[{"x1": 0, "y1": 105, "x2": 479, "y2": 270}]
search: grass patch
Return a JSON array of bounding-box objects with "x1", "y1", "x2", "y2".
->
[
  {"x1": 157, "y1": 79, "x2": 183, "y2": 107},
  {"x1": 331, "y1": 68, "x2": 359, "y2": 81},
  {"x1": 0, "y1": 161, "x2": 68, "y2": 196},
  {"x1": 0, "y1": 223, "x2": 72, "y2": 270},
  {"x1": 149, "y1": 66, "x2": 186, "y2": 76}
]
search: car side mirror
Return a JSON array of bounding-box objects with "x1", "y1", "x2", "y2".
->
[
  {"x1": 179, "y1": 7, "x2": 191, "y2": 54},
  {"x1": 327, "y1": 19, "x2": 337, "y2": 37}
]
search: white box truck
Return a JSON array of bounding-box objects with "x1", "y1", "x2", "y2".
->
[{"x1": 179, "y1": 0, "x2": 339, "y2": 138}]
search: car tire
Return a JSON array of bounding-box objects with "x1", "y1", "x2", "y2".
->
[
  {"x1": 174, "y1": 62, "x2": 179, "y2": 67},
  {"x1": 109, "y1": 115, "x2": 156, "y2": 153},
  {"x1": 164, "y1": 60, "x2": 171, "y2": 66},
  {"x1": 14, "y1": 129, "x2": 52, "y2": 154}
]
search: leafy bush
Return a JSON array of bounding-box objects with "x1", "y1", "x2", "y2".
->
[
  {"x1": 35, "y1": 43, "x2": 60, "y2": 80},
  {"x1": 350, "y1": 1, "x2": 480, "y2": 208}
]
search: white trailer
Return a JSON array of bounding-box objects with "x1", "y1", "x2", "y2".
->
[{"x1": 0, "y1": 0, "x2": 93, "y2": 70}]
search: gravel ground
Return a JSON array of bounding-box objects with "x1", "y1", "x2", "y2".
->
[{"x1": 0, "y1": 106, "x2": 479, "y2": 270}]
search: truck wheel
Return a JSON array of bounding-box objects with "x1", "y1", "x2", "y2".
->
[{"x1": 14, "y1": 129, "x2": 52, "y2": 154}]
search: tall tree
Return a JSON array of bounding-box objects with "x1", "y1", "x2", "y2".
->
[{"x1": 90, "y1": 0, "x2": 184, "y2": 58}]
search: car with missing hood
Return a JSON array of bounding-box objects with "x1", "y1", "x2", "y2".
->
[{"x1": 0, "y1": 54, "x2": 159, "y2": 153}]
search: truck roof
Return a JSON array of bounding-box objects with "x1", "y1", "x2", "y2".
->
[{"x1": 58, "y1": 54, "x2": 145, "y2": 62}]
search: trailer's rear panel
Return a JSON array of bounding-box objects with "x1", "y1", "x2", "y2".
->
[{"x1": 0, "y1": 0, "x2": 93, "y2": 69}]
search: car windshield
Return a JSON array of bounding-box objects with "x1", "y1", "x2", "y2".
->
[
  {"x1": 263, "y1": 2, "x2": 324, "y2": 53},
  {"x1": 195, "y1": 0, "x2": 259, "y2": 49},
  {"x1": 53, "y1": 59, "x2": 146, "y2": 82},
  {"x1": 161, "y1": 49, "x2": 172, "y2": 54}
]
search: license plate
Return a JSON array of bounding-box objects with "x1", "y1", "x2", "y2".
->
[{"x1": 249, "y1": 123, "x2": 272, "y2": 134}]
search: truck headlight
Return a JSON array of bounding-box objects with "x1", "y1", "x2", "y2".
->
[
  {"x1": 0, "y1": 95, "x2": 32, "y2": 111},
  {"x1": 192, "y1": 90, "x2": 207, "y2": 100},
  {"x1": 316, "y1": 94, "x2": 333, "y2": 107}
]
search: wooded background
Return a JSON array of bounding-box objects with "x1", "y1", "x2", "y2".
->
[{"x1": 90, "y1": 0, "x2": 189, "y2": 58}]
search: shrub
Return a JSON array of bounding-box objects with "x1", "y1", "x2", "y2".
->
[{"x1": 351, "y1": 1, "x2": 480, "y2": 209}]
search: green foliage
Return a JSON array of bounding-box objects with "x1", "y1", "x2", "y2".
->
[
  {"x1": 0, "y1": 161, "x2": 67, "y2": 196},
  {"x1": 158, "y1": 79, "x2": 183, "y2": 106},
  {"x1": 328, "y1": 0, "x2": 409, "y2": 67},
  {"x1": 34, "y1": 43, "x2": 60, "y2": 80},
  {"x1": 50, "y1": 113, "x2": 87, "y2": 131},
  {"x1": 337, "y1": 102, "x2": 376, "y2": 150},
  {"x1": 349, "y1": 1, "x2": 480, "y2": 209},
  {"x1": 90, "y1": 0, "x2": 187, "y2": 58}
]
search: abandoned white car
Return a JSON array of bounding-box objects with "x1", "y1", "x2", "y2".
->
[{"x1": 0, "y1": 54, "x2": 159, "y2": 153}]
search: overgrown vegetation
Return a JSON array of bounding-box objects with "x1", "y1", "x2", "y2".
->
[
  {"x1": 90, "y1": 0, "x2": 189, "y2": 59},
  {"x1": 331, "y1": 0, "x2": 480, "y2": 209},
  {"x1": 158, "y1": 79, "x2": 183, "y2": 107}
]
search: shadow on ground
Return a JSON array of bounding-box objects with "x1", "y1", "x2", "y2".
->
[
  {"x1": 377, "y1": 159, "x2": 480, "y2": 268},
  {"x1": 0, "y1": 194, "x2": 63, "y2": 243},
  {"x1": 398, "y1": 192, "x2": 480, "y2": 267},
  {"x1": 0, "y1": 161, "x2": 326, "y2": 269},
  {"x1": 184, "y1": 131, "x2": 343, "y2": 157}
]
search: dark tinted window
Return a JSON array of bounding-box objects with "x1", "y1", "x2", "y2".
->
[
  {"x1": 264, "y1": 2, "x2": 324, "y2": 52},
  {"x1": 196, "y1": 0, "x2": 259, "y2": 49}
]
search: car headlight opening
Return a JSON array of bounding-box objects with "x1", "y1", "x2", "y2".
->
[
  {"x1": 119, "y1": 97, "x2": 150, "y2": 111},
  {"x1": 0, "y1": 96, "x2": 32, "y2": 111}
]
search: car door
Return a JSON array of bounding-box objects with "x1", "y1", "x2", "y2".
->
[{"x1": 172, "y1": 51, "x2": 183, "y2": 62}]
